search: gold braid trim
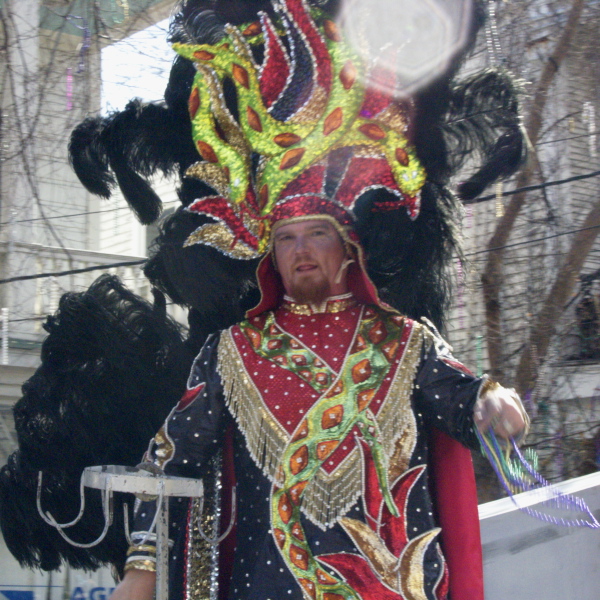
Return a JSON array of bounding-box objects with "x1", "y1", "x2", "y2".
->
[{"x1": 218, "y1": 314, "x2": 427, "y2": 529}]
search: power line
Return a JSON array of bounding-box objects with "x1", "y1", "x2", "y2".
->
[
  {"x1": 0, "y1": 259, "x2": 146, "y2": 285},
  {"x1": 464, "y1": 169, "x2": 600, "y2": 204},
  {"x1": 537, "y1": 129, "x2": 600, "y2": 146},
  {"x1": 2, "y1": 223, "x2": 599, "y2": 285},
  {"x1": 0, "y1": 205, "x2": 132, "y2": 227},
  {"x1": 6, "y1": 300, "x2": 183, "y2": 324},
  {"x1": 466, "y1": 224, "x2": 600, "y2": 256},
  {"x1": 0, "y1": 169, "x2": 599, "y2": 228},
  {"x1": 6, "y1": 317, "x2": 46, "y2": 323}
]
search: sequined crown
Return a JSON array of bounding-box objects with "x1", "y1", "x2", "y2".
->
[{"x1": 175, "y1": 0, "x2": 426, "y2": 259}]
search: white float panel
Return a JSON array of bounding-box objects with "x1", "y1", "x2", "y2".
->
[{"x1": 479, "y1": 471, "x2": 600, "y2": 600}]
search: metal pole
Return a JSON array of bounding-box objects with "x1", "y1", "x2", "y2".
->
[
  {"x1": 155, "y1": 481, "x2": 169, "y2": 600},
  {"x1": 64, "y1": 467, "x2": 204, "y2": 600},
  {"x1": 1, "y1": 307, "x2": 8, "y2": 365}
]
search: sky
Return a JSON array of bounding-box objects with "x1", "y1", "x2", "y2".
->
[
  {"x1": 100, "y1": 0, "x2": 474, "y2": 110},
  {"x1": 101, "y1": 18, "x2": 173, "y2": 113}
]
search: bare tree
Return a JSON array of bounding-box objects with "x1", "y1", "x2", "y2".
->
[
  {"x1": 446, "y1": 0, "x2": 600, "y2": 495},
  {"x1": 481, "y1": 0, "x2": 587, "y2": 386},
  {"x1": 0, "y1": 0, "x2": 174, "y2": 359}
]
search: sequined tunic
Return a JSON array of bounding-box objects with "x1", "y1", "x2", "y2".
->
[{"x1": 129, "y1": 297, "x2": 482, "y2": 600}]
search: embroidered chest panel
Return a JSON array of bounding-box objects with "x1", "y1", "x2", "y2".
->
[{"x1": 218, "y1": 306, "x2": 426, "y2": 527}]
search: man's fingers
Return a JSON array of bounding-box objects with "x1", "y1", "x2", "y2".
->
[{"x1": 474, "y1": 386, "x2": 528, "y2": 439}]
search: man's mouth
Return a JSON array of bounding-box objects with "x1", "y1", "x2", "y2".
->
[{"x1": 295, "y1": 264, "x2": 317, "y2": 272}]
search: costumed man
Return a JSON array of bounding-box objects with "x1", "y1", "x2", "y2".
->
[
  {"x1": 116, "y1": 213, "x2": 527, "y2": 600},
  {"x1": 0, "y1": 0, "x2": 530, "y2": 596},
  {"x1": 109, "y1": 3, "x2": 528, "y2": 598}
]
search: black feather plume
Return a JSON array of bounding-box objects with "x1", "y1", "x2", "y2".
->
[
  {"x1": 144, "y1": 207, "x2": 260, "y2": 338},
  {"x1": 68, "y1": 117, "x2": 115, "y2": 198},
  {"x1": 69, "y1": 100, "x2": 200, "y2": 224},
  {"x1": 0, "y1": 275, "x2": 195, "y2": 572},
  {"x1": 445, "y1": 70, "x2": 527, "y2": 200}
]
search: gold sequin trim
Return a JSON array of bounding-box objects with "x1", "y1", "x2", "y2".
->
[
  {"x1": 153, "y1": 426, "x2": 175, "y2": 471},
  {"x1": 339, "y1": 517, "x2": 397, "y2": 589},
  {"x1": 376, "y1": 322, "x2": 423, "y2": 470},
  {"x1": 350, "y1": 144, "x2": 386, "y2": 158},
  {"x1": 398, "y1": 529, "x2": 442, "y2": 600},
  {"x1": 185, "y1": 464, "x2": 220, "y2": 600},
  {"x1": 185, "y1": 162, "x2": 230, "y2": 197},
  {"x1": 377, "y1": 103, "x2": 410, "y2": 134},
  {"x1": 184, "y1": 222, "x2": 259, "y2": 259},
  {"x1": 281, "y1": 293, "x2": 357, "y2": 315},
  {"x1": 288, "y1": 85, "x2": 328, "y2": 124}
]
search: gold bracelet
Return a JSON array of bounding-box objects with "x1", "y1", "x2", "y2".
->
[
  {"x1": 478, "y1": 377, "x2": 501, "y2": 397},
  {"x1": 124, "y1": 559, "x2": 156, "y2": 573},
  {"x1": 127, "y1": 544, "x2": 156, "y2": 556}
]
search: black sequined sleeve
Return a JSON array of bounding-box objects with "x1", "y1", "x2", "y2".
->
[
  {"x1": 126, "y1": 332, "x2": 231, "y2": 572},
  {"x1": 413, "y1": 332, "x2": 482, "y2": 450}
]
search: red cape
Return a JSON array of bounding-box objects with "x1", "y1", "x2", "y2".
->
[{"x1": 430, "y1": 428, "x2": 484, "y2": 600}]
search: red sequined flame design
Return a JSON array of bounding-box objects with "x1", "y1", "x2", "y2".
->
[{"x1": 316, "y1": 438, "x2": 449, "y2": 600}]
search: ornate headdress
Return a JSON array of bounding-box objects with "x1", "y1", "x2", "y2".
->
[
  {"x1": 175, "y1": 0, "x2": 426, "y2": 259},
  {"x1": 69, "y1": 0, "x2": 524, "y2": 329}
]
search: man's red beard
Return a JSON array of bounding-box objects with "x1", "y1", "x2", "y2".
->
[{"x1": 287, "y1": 273, "x2": 331, "y2": 305}]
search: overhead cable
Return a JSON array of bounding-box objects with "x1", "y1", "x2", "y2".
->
[
  {"x1": 464, "y1": 170, "x2": 600, "y2": 204},
  {"x1": 0, "y1": 259, "x2": 146, "y2": 285},
  {"x1": 466, "y1": 224, "x2": 600, "y2": 256}
]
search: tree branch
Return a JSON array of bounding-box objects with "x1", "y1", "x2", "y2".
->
[
  {"x1": 481, "y1": 0, "x2": 586, "y2": 380},
  {"x1": 514, "y1": 197, "x2": 600, "y2": 394}
]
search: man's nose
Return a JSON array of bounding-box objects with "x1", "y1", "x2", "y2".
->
[{"x1": 294, "y1": 234, "x2": 309, "y2": 252}]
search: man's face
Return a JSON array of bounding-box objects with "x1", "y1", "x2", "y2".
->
[{"x1": 273, "y1": 219, "x2": 349, "y2": 304}]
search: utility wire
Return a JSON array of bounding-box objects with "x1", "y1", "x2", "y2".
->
[
  {"x1": 2, "y1": 223, "x2": 599, "y2": 285},
  {"x1": 6, "y1": 300, "x2": 182, "y2": 324},
  {"x1": 463, "y1": 169, "x2": 600, "y2": 204},
  {"x1": 1, "y1": 169, "x2": 599, "y2": 227},
  {"x1": 466, "y1": 224, "x2": 600, "y2": 256},
  {"x1": 0, "y1": 205, "x2": 132, "y2": 227},
  {"x1": 0, "y1": 259, "x2": 146, "y2": 285},
  {"x1": 6, "y1": 317, "x2": 47, "y2": 323}
]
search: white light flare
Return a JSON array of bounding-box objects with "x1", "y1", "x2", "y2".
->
[{"x1": 338, "y1": 0, "x2": 474, "y2": 96}]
